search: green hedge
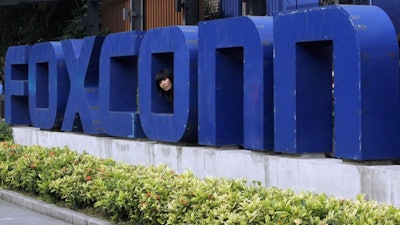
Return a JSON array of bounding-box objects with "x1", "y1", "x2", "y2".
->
[
  {"x1": 1, "y1": 142, "x2": 400, "y2": 224},
  {"x1": 0, "y1": 121, "x2": 13, "y2": 142}
]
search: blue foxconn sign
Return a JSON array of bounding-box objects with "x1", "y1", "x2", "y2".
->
[{"x1": 4, "y1": 5, "x2": 400, "y2": 161}]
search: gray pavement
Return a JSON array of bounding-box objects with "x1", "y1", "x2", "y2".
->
[
  {"x1": 0, "y1": 189, "x2": 114, "y2": 225},
  {"x1": 0, "y1": 199, "x2": 73, "y2": 225}
]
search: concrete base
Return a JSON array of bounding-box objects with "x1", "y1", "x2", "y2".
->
[{"x1": 12, "y1": 127, "x2": 400, "y2": 208}]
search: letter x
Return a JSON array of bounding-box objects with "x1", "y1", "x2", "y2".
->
[{"x1": 61, "y1": 36, "x2": 105, "y2": 134}]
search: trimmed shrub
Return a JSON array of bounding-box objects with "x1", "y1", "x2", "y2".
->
[
  {"x1": 0, "y1": 121, "x2": 13, "y2": 142},
  {"x1": 1, "y1": 143, "x2": 400, "y2": 224}
]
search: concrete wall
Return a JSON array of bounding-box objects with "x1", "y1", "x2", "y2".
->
[{"x1": 12, "y1": 127, "x2": 400, "y2": 208}]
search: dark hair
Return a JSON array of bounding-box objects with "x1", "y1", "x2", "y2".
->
[{"x1": 155, "y1": 68, "x2": 174, "y2": 97}]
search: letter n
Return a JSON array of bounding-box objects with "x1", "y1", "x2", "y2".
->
[
  {"x1": 198, "y1": 16, "x2": 274, "y2": 150},
  {"x1": 274, "y1": 5, "x2": 400, "y2": 160}
]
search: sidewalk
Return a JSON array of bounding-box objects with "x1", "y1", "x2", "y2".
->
[
  {"x1": 0, "y1": 199, "x2": 74, "y2": 225},
  {"x1": 0, "y1": 188, "x2": 114, "y2": 225}
]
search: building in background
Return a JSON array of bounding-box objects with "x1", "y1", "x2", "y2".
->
[{"x1": 100, "y1": 0, "x2": 267, "y2": 32}]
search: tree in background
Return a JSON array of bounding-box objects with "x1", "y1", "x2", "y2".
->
[{"x1": 0, "y1": 0, "x2": 108, "y2": 78}]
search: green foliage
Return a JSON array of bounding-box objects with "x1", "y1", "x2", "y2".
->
[
  {"x1": 0, "y1": 0, "x2": 109, "y2": 77},
  {"x1": 1, "y1": 143, "x2": 400, "y2": 224},
  {"x1": 60, "y1": 0, "x2": 88, "y2": 39},
  {"x1": 61, "y1": 0, "x2": 110, "y2": 40},
  {"x1": 0, "y1": 121, "x2": 13, "y2": 142},
  {"x1": 203, "y1": 0, "x2": 221, "y2": 20},
  {"x1": 0, "y1": 3, "x2": 73, "y2": 75}
]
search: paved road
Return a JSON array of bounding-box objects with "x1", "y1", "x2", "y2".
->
[
  {"x1": 0, "y1": 199, "x2": 73, "y2": 225},
  {"x1": 0, "y1": 189, "x2": 113, "y2": 225}
]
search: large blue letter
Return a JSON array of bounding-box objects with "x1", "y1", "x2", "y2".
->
[
  {"x1": 61, "y1": 36, "x2": 104, "y2": 134},
  {"x1": 198, "y1": 16, "x2": 274, "y2": 150},
  {"x1": 138, "y1": 26, "x2": 198, "y2": 142},
  {"x1": 274, "y1": 5, "x2": 400, "y2": 160},
  {"x1": 29, "y1": 42, "x2": 69, "y2": 129},
  {"x1": 99, "y1": 31, "x2": 145, "y2": 138},
  {"x1": 5, "y1": 46, "x2": 31, "y2": 125}
]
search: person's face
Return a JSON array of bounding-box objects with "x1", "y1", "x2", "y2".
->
[{"x1": 159, "y1": 78, "x2": 172, "y2": 92}]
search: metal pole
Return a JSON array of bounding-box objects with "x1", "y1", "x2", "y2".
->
[
  {"x1": 129, "y1": 0, "x2": 133, "y2": 31},
  {"x1": 131, "y1": 0, "x2": 143, "y2": 30},
  {"x1": 87, "y1": 0, "x2": 99, "y2": 35}
]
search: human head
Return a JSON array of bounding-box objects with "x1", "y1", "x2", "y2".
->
[{"x1": 155, "y1": 68, "x2": 174, "y2": 95}]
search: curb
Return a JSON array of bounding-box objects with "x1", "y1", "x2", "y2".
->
[{"x1": 0, "y1": 188, "x2": 114, "y2": 225}]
